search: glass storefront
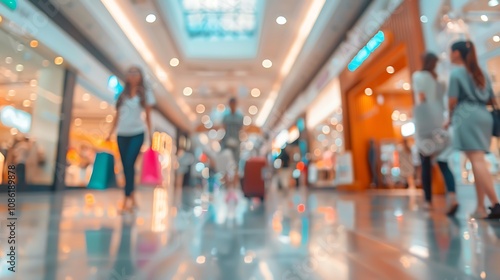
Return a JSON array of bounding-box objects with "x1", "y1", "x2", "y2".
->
[
  {"x1": 308, "y1": 109, "x2": 345, "y2": 187},
  {"x1": 0, "y1": 26, "x2": 65, "y2": 187}
]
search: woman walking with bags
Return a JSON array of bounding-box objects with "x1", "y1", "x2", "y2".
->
[
  {"x1": 107, "y1": 66, "x2": 155, "y2": 213},
  {"x1": 412, "y1": 53, "x2": 458, "y2": 215},
  {"x1": 447, "y1": 41, "x2": 500, "y2": 219}
]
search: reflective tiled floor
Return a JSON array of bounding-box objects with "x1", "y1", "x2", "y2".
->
[{"x1": 1, "y1": 184, "x2": 500, "y2": 280}]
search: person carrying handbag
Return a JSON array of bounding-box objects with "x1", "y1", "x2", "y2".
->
[
  {"x1": 106, "y1": 66, "x2": 155, "y2": 213},
  {"x1": 447, "y1": 41, "x2": 500, "y2": 219}
]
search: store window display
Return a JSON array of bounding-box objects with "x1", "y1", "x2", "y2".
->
[{"x1": 0, "y1": 27, "x2": 64, "y2": 187}]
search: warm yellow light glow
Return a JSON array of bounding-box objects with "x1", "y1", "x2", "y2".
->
[
  {"x1": 196, "y1": 104, "x2": 205, "y2": 114},
  {"x1": 54, "y1": 57, "x2": 64, "y2": 65},
  {"x1": 183, "y1": 87, "x2": 193, "y2": 96},
  {"x1": 251, "y1": 88, "x2": 261, "y2": 97},
  {"x1": 365, "y1": 88, "x2": 373, "y2": 96},
  {"x1": 30, "y1": 40, "x2": 39, "y2": 48}
]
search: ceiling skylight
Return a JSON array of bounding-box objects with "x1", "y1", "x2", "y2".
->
[{"x1": 180, "y1": 0, "x2": 258, "y2": 40}]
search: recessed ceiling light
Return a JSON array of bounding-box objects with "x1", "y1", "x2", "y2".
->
[
  {"x1": 0, "y1": 15, "x2": 3, "y2": 24},
  {"x1": 196, "y1": 104, "x2": 205, "y2": 114},
  {"x1": 251, "y1": 88, "x2": 261, "y2": 97},
  {"x1": 30, "y1": 40, "x2": 38, "y2": 48},
  {"x1": 106, "y1": 115, "x2": 114, "y2": 123},
  {"x1": 23, "y1": 100, "x2": 31, "y2": 107},
  {"x1": 15, "y1": 64, "x2": 24, "y2": 72},
  {"x1": 54, "y1": 56, "x2": 64, "y2": 65},
  {"x1": 146, "y1": 14, "x2": 157, "y2": 23},
  {"x1": 30, "y1": 93, "x2": 37, "y2": 101},
  {"x1": 82, "y1": 93, "x2": 91, "y2": 101},
  {"x1": 489, "y1": 0, "x2": 499, "y2": 7},
  {"x1": 493, "y1": 35, "x2": 500, "y2": 42},
  {"x1": 170, "y1": 58, "x2": 180, "y2": 67},
  {"x1": 17, "y1": 44, "x2": 24, "y2": 51},
  {"x1": 249, "y1": 105, "x2": 258, "y2": 115},
  {"x1": 74, "y1": 118, "x2": 82, "y2": 126},
  {"x1": 5, "y1": 57, "x2": 12, "y2": 64},
  {"x1": 30, "y1": 79, "x2": 37, "y2": 87},
  {"x1": 262, "y1": 59, "x2": 272, "y2": 68},
  {"x1": 100, "y1": 101, "x2": 108, "y2": 109},
  {"x1": 365, "y1": 88, "x2": 373, "y2": 96},
  {"x1": 243, "y1": 116, "x2": 252, "y2": 126},
  {"x1": 8, "y1": 90, "x2": 15, "y2": 96},
  {"x1": 403, "y1": 83, "x2": 411, "y2": 91},
  {"x1": 386, "y1": 66, "x2": 395, "y2": 74},
  {"x1": 201, "y1": 115, "x2": 211, "y2": 124},
  {"x1": 481, "y1": 15, "x2": 489, "y2": 22},
  {"x1": 276, "y1": 16, "x2": 287, "y2": 25},
  {"x1": 420, "y1": 15, "x2": 428, "y2": 23},
  {"x1": 183, "y1": 87, "x2": 193, "y2": 96}
]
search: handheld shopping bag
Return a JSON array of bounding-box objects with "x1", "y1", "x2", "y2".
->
[
  {"x1": 141, "y1": 148, "x2": 162, "y2": 186},
  {"x1": 88, "y1": 152, "x2": 116, "y2": 189}
]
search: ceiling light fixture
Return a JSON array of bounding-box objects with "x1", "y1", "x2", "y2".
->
[
  {"x1": 493, "y1": 35, "x2": 500, "y2": 42},
  {"x1": 8, "y1": 90, "x2": 15, "y2": 96},
  {"x1": 481, "y1": 15, "x2": 489, "y2": 22},
  {"x1": 23, "y1": 100, "x2": 31, "y2": 107},
  {"x1": 30, "y1": 79, "x2": 37, "y2": 87},
  {"x1": 276, "y1": 16, "x2": 287, "y2": 25},
  {"x1": 251, "y1": 88, "x2": 261, "y2": 97},
  {"x1": 243, "y1": 116, "x2": 252, "y2": 126},
  {"x1": 183, "y1": 87, "x2": 193, "y2": 96},
  {"x1": 30, "y1": 93, "x2": 37, "y2": 101},
  {"x1": 146, "y1": 14, "x2": 157, "y2": 23},
  {"x1": 365, "y1": 88, "x2": 373, "y2": 96},
  {"x1": 489, "y1": 0, "x2": 499, "y2": 7},
  {"x1": 82, "y1": 93, "x2": 91, "y2": 101},
  {"x1": 403, "y1": 83, "x2": 411, "y2": 91},
  {"x1": 170, "y1": 58, "x2": 180, "y2": 67},
  {"x1": 256, "y1": 0, "x2": 326, "y2": 127},
  {"x1": 386, "y1": 66, "x2": 395, "y2": 74},
  {"x1": 15, "y1": 64, "x2": 23, "y2": 72},
  {"x1": 196, "y1": 104, "x2": 205, "y2": 114},
  {"x1": 30, "y1": 40, "x2": 38, "y2": 48},
  {"x1": 100, "y1": 101, "x2": 108, "y2": 109},
  {"x1": 249, "y1": 105, "x2": 258, "y2": 115},
  {"x1": 262, "y1": 59, "x2": 272, "y2": 68},
  {"x1": 74, "y1": 118, "x2": 82, "y2": 126},
  {"x1": 420, "y1": 15, "x2": 428, "y2": 23},
  {"x1": 54, "y1": 56, "x2": 64, "y2": 65},
  {"x1": 5, "y1": 57, "x2": 12, "y2": 64}
]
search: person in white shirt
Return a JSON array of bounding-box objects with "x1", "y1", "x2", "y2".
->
[
  {"x1": 107, "y1": 66, "x2": 155, "y2": 213},
  {"x1": 412, "y1": 53, "x2": 457, "y2": 215}
]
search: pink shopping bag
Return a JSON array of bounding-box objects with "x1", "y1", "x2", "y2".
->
[{"x1": 140, "y1": 148, "x2": 162, "y2": 186}]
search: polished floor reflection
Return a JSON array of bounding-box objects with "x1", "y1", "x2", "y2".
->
[{"x1": 1, "y1": 185, "x2": 500, "y2": 279}]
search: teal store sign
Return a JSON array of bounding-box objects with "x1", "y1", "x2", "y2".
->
[{"x1": 1, "y1": 0, "x2": 17, "y2": 10}]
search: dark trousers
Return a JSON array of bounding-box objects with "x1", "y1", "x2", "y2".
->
[
  {"x1": 420, "y1": 154, "x2": 432, "y2": 202},
  {"x1": 16, "y1": 163, "x2": 26, "y2": 189},
  {"x1": 438, "y1": 161, "x2": 456, "y2": 193},
  {"x1": 420, "y1": 154, "x2": 456, "y2": 203},
  {"x1": 117, "y1": 133, "x2": 144, "y2": 197}
]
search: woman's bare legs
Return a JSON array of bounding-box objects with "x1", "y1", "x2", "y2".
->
[{"x1": 466, "y1": 151, "x2": 498, "y2": 216}]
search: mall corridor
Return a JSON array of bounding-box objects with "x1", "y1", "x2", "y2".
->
[{"x1": 2, "y1": 0, "x2": 500, "y2": 279}]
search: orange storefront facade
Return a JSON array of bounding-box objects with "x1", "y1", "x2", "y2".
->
[{"x1": 337, "y1": 0, "x2": 445, "y2": 192}]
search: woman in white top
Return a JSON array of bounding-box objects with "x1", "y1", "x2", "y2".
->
[
  {"x1": 412, "y1": 53, "x2": 458, "y2": 215},
  {"x1": 107, "y1": 66, "x2": 155, "y2": 213}
]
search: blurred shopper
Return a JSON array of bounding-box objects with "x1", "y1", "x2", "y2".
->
[
  {"x1": 398, "y1": 138, "x2": 415, "y2": 189},
  {"x1": 107, "y1": 66, "x2": 155, "y2": 213},
  {"x1": 277, "y1": 146, "x2": 292, "y2": 191},
  {"x1": 447, "y1": 41, "x2": 500, "y2": 219},
  {"x1": 221, "y1": 97, "x2": 244, "y2": 188},
  {"x1": 175, "y1": 148, "x2": 194, "y2": 188},
  {"x1": 413, "y1": 52, "x2": 457, "y2": 214}
]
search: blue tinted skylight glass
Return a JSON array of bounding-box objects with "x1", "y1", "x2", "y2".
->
[{"x1": 180, "y1": 0, "x2": 258, "y2": 39}]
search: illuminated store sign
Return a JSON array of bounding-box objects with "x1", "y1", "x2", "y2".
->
[
  {"x1": 0, "y1": 106, "x2": 31, "y2": 133},
  {"x1": 1, "y1": 0, "x2": 17, "y2": 11},
  {"x1": 347, "y1": 31, "x2": 385, "y2": 72},
  {"x1": 107, "y1": 75, "x2": 124, "y2": 98}
]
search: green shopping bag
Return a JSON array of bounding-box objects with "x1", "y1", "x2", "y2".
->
[{"x1": 88, "y1": 152, "x2": 116, "y2": 189}]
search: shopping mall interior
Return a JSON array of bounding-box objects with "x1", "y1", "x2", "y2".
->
[{"x1": 1, "y1": 0, "x2": 500, "y2": 279}]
